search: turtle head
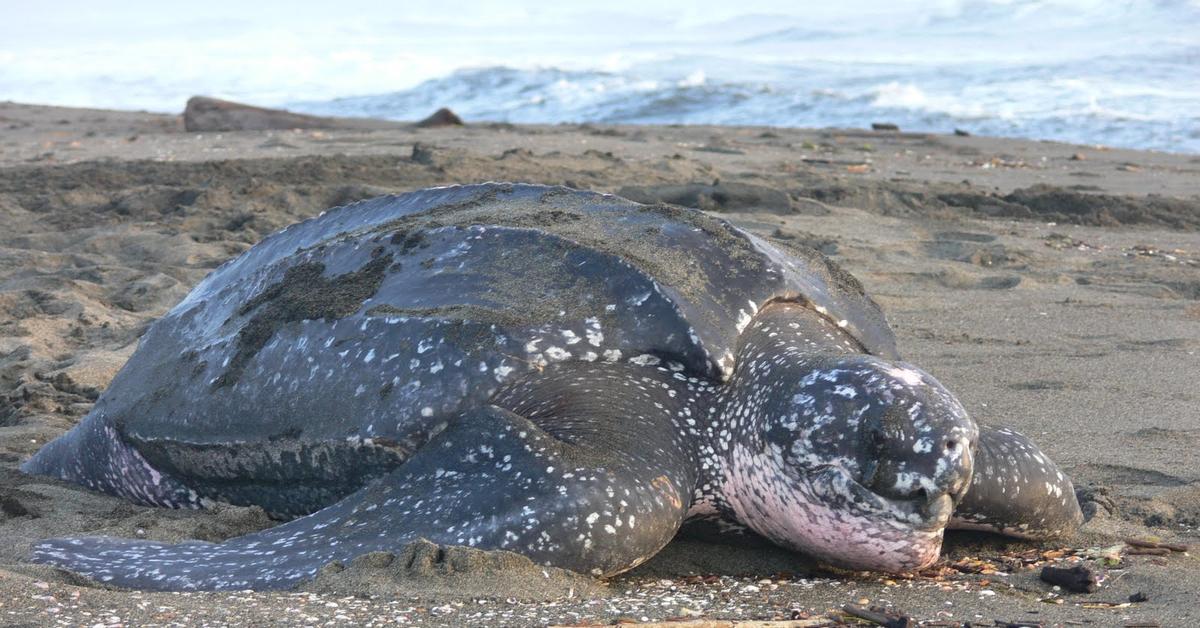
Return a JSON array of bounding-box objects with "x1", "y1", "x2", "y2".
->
[{"x1": 718, "y1": 353, "x2": 977, "y2": 572}]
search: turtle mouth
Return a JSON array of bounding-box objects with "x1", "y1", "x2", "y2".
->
[{"x1": 826, "y1": 465, "x2": 956, "y2": 532}]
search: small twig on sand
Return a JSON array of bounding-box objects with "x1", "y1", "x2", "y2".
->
[
  {"x1": 1124, "y1": 547, "x2": 1171, "y2": 556},
  {"x1": 1125, "y1": 538, "x2": 1189, "y2": 553},
  {"x1": 841, "y1": 604, "x2": 916, "y2": 628},
  {"x1": 552, "y1": 620, "x2": 837, "y2": 628}
]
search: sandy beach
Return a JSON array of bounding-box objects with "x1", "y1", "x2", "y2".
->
[{"x1": 0, "y1": 100, "x2": 1198, "y2": 626}]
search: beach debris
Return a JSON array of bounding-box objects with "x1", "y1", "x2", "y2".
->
[
  {"x1": 694, "y1": 142, "x2": 747, "y2": 155},
  {"x1": 1124, "y1": 538, "x2": 1190, "y2": 553},
  {"x1": 915, "y1": 546, "x2": 1095, "y2": 581},
  {"x1": 953, "y1": 128, "x2": 971, "y2": 136},
  {"x1": 1043, "y1": 233, "x2": 1101, "y2": 251},
  {"x1": 183, "y1": 96, "x2": 404, "y2": 132},
  {"x1": 258, "y1": 136, "x2": 300, "y2": 150},
  {"x1": 415, "y1": 107, "x2": 465, "y2": 128},
  {"x1": 841, "y1": 603, "x2": 915, "y2": 627},
  {"x1": 969, "y1": 156, "x2": 1032, "y2": 169},
  {"x1": 1123, "y1": 546, "x2": 1171, "y2": 556},
  {"x1": 871, "y1": 122, "x2": 900, "y2": 131},
  {"x1": 798, "y1": 157, "x2": 871, "y2": 168},
  {"x1": 1069, "y1": 152, "x2": 1087, "y2": 161},
  {"x1": 1082, "y1": 544, "x2": 1124, "y2": 566},
  {"x1": 1124, "y1": 244, "x2": 1198, "y2": 266},
  {"x1": 551, "y1": 619, "x2": 838, "y2": 627},
  {"x1": 1081, "y1": 591, "x2": 1151, "y2": 609},
  {"x1": 1039, "y1": 564, "x2": 1099, "y2": 593}
]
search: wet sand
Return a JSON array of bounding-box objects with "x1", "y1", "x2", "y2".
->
[{"x1": 0, "y1": 101, "x2": 1198, "y2": 626}]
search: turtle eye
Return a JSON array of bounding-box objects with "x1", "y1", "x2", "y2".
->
[{"x1": 865, "y1": 422, "x2": 887, "y2": 453}]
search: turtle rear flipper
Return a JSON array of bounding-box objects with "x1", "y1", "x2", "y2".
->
[
  {"x1": 31, "y1": 404, "x2": 691, "y2": 591},
  {"x1": 21, "y1": 414, "x2": 203, "y2": 510},
  {"x1": 950, "y1": 424, "x2": 1083, "y2": 539}
]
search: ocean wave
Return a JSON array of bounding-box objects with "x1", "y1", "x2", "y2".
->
[
  {"x1": 2, "y1": 0, "x2": 1196, "y2": 152},
  {"x1": 291, "y1": 58, "x2": 1200, "y2": 153}
]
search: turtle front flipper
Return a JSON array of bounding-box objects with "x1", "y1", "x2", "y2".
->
[
  {"x1": 31, "y1": 405, "x2": 691, "y2": 591},
  {"x1": 950, "y1": 424, "x2": 1083, "y2": 539}
]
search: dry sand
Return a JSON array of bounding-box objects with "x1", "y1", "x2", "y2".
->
[{"x1": 0, "y1": 100, "x2": 1198, "y2": 626}]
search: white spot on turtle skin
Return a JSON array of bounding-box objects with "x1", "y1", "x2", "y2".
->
[
  {"x1": 420, "y1": 407, "x2": 434, "y2": 417},
  {"x1": 628, "y1": 291, "x2": 652, "y2": 306},
  {"x1": 544, "y1": 346, "x2": 571, "y2": 361},
  {"x1": 603, "y1": 349, "x2": 622, "y2": 362},
  {"x1": 629, "y1": 354, "x2": 661, "y2": 367},
  {"x1": 884, "y1": 366, "x2": 924, "y2": 387},
  {"x1": 363, "y1": 349, "x2": 376, "y2": 363}
]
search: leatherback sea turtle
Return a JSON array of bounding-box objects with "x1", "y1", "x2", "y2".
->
[{"x1": 23, "y1": 183, "x2": 1082, "y2": 591}]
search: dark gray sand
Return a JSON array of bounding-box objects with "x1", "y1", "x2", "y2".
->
[{"x1": 0, "y1": 101, "x2": 1197, "y2": 626}]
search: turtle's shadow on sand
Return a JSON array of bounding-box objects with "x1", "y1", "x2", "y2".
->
[{"x1": 626, "y1": 530, "x2": 1042, "y2": 582}]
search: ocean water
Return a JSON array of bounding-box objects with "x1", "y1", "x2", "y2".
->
[{"x1": 3, "y1": 0, "x2": 1198, "y2": 152}]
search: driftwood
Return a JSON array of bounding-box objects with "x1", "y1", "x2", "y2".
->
[{"x1": 182, "y1": 96, "x2": 450, "y2": 132}]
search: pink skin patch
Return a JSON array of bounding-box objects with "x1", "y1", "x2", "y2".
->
[{"x1": 722, "y1": 443, "x2": 950, "y2": 572}]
